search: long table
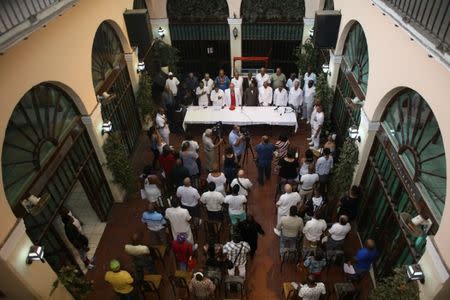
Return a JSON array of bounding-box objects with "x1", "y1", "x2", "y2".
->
[{"x1": 182, "y1": 106, "x2": 298, "y2": 132}]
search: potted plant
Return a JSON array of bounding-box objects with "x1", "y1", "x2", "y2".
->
[
  {"x1": 50, "y1": 265, "x2": 93, "y2": 300},
  {"x1": 294, "y1": 38, "x2": 320, "y2": 76},
  {"x1": 315, "y1": 73, "x2": 334, "y2": 134},
  {"x1": 369, "y1": 267, "x2": 419, "y2": 300},
  {"x1": 136, "y1": 72, "x2": 154, "y2": 130},
  {"x1": 329, "y1": 138, "x2": 359, "y2": 198}
]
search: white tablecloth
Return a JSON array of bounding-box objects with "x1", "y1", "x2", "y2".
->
[{"x1": 183, "y1": 106, "x2": 298, "y2": 132}]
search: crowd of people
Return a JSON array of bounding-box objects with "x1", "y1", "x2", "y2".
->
[{"x1": 99, "y1": 67, "x2": 378, "y2": 300}]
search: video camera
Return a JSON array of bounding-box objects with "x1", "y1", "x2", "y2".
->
[
  {"x1": 240, "y1": 126, "x2": 251, "y2": 142},
  {"x1": 212, "y1": 121, "x2": 223, "y2": 138}
]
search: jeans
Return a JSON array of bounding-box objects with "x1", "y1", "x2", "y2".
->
[
  {"x1": 280, "y1": 235, "x2": 298, "y2": 251},
  {"x1": 150, "y1": 228, "x2": 167, "y2": 245},
  {"x1": 116, "y1": 289, "x2": 136, "y2": 300},
  {"x1": 257, "y1": 164, "x2": 271, "y2": 184}
]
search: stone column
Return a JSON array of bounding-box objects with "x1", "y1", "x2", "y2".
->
[
  {"x1": 124, "y1": 50, "x2": 140, "y2": 95},
  {"x1": 327, "y1": 50, "x2": 342, "y2": 91},
  {"x1": 352, "y1": 108, "x2": 379, "y2": 185},
  {"x1": 228, "y1": 18, "x2": 242, "y2": 74},
  {"x1": 149, "y1": 18, "x2": 171, "y2": 45},
  {"x1": 81, "y1": 104, "x2": 126, "y2": 203}
]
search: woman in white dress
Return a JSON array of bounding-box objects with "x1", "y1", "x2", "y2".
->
[
  {"x1": 144, "y1": 175, "x2": 162, "y2": 206},
  {"x1": 207, "y1": 163, "x2": 227, "y2": 196}
]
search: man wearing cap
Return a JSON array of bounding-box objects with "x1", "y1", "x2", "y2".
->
[
  {"x1": 166, "y1": 72, "x2": 180, "y2": 96},
  {"x1": 105, "y1": 259, "x2": 136, "y2": 299}
]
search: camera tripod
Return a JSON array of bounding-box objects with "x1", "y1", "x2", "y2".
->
[{"x1": 241, "y1": 137, "x2": 256, "y2": 166}]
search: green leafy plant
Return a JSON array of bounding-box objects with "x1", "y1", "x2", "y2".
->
[
  {"x1": 146, "y1": 40, "x2": 180, "y2": 76},
  {"x1": 103, "y1": 132, "x2": 135, "y2": 193},
  {"x1": 315, "y1": 73, "x2": 334, "y2": 133},
  {"x1": 294, "y1": 38, "x2": 320, "y2": 76},
  {"x1": 136, "y1": 72, "x2": 154, "y2": 121},
  {"x1": 167, "y1": 0, "x2": 228, "y2": 21},
  {"x1": 50, "y1": 265, "x2": 93, "y2": 300},
  {"x1": 369, "y1": 267, "x2": 419, "y2": 300},
  {"x1": 329, "y1": 139, "x2": 359, "y2": 197},
  {"x1": 242, "y1": 0, "x2": 305, "y2": 22}
]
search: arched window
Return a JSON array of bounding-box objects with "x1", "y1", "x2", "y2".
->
[
  {"x1": 323, "y1": 0, "x2": 334, "y2": 10},
  {"x1": 2, "y1": 84, "x2": 79, "y2": 205},
  {"x1": 382, "y1": 89, "x2": 446, "y2": 217}
]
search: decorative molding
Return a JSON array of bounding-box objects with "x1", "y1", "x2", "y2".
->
[
  {"x1": 303, "y1": 17, "x2": 314, "y2": 26},
  {"x1": 149, "y1": 18, "x2": 169, "y2": 25},
  {"x1": 227, "y1": 18, "x2": 242, "y2": 25},
  {"x1": 0, "y1": 220, "x2": 26, "y2": 260}
]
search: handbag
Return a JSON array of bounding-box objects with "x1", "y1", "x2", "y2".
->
[{"x1": 226, "y1": 243, "x2": 244, "y2": 270}]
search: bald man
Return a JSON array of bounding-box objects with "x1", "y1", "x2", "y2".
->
[
  {"x1": 231, "y1": 169, "x2": 253, "y2": 196},
  {"x1": 276, "y1": 184, "x2": 301, "y2": 225},
  {"x1": 255, "y1": 136, "x2": 275, "y2": 185},
  {"x1": 225, "y1": 82, "x2": 242, "y2": 107},
  {"x1": 353, "y1": 239, "x2": 378, "y2": 276},
  {"x1": 176, "y1": 177, "x2": 200, "y2": 218}
]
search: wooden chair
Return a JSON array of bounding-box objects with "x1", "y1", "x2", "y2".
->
[
  {"x1": 204, "y1": 219, "x2": 223, "y2": 241},
  {"x1": 280, "y1": 248, "x2": 300, "y2": 272},
  {"x1": 170, "y1": 270, "x2": 192, "y2": 299},
  {"x1": 282, "y1": 282, "x2": 296, "y2": 300},
  {"x1": 224, "y1": 275, "x2": 245, "y2": 300},
  {"x1": 141, "y1": 274, "x2": 163, "y2": 300},
  {"x1": 149, "y1": 245, "x2": 169, "y2": 269}
]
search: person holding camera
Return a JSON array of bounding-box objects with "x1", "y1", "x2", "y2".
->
[
  {"x1": 202, "y1": 128, "x2": 223, "y2": 173},
  {"x1": 228, "y1": 125, "x2": 246, "y2": 163},
  {"x1": 255, "y1": 135, "x2": 275, "y2": 185}
]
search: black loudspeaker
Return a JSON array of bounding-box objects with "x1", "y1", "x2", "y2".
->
[
  {"x1": 123, "y1": 9, "x2": 152, "y2": 59},
  {"x1": 314, "y1": 11, "x2": 342, "y2": 49}
]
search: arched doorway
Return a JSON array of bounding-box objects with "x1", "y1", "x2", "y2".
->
[
  {"x1": 2, "y1": 83, "x2": 114, "y2": 272},
  {"x1": 91, "y1": 21, "x2": 141, "y2": 155},
  {"x1": 241, "y1": 0, "x2": 305, "y2": 76},
  {"x1": 332, "y1": 21, "x2": 369, "y2": 145},
  {"x1": 358, "y1": 88, "x2": 444, "y2": 277},
  {"x1": 167, "y1": 0, "x2": 230, "y2": 77}
]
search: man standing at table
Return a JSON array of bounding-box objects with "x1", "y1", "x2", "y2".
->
[
  {"x1": 214, "y1": 69, "x2": 230, "y2": 91},
  {"x1": 185, "y1": 72, "x2": 198, "y2": 94},
  {"x1": 273, "y1": 84, "x2": 288, "y2": 107},
  {"x1": 225, "y1": 83, "x2": 242, "y2": 108},
  {"x1": 229, "y1": 125, "x2": 246, "y2": 163},
  {"x1": 256, "y1": 67, "x2": 270, "y2": 88},
  {"x1": 288, "y1": 79, "x2": 303, "y2": 113},
  {"x1": 196, "y1": 81, "x2": 209, "y2": 107},
  {"x1": 211, "y1": 85, "x2": 225, "y2": 107},
  {"x1": 258, "y1": 81, "x2": 273, "y2": 106},
  {"x1": 271, "y1": 67, "x2": 286, "y2": 90},
  {"x1": 243, "y1": 79, "x2": 259, "y2": 106},
  {"x1": 231, "y1": 70, "x2": 244, "y2": 97},
  {"x1": 202, "y1": 73, "x2": 214, "y2": 95},
  {"x1": 166, "y1": 72, "x2": 180, "y2": 96}
]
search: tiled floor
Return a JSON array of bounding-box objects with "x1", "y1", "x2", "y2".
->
[{"x1": 84, "y1": 121, "x2": 372, "y2": 299}]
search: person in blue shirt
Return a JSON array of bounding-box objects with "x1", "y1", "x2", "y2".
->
[
  {"x1": 141, "y1": 203, "x2": 167, "y2": 245},
  {"x1": 214, "y1": 69, "x2": 230, "y2": 91},
  {"x1": 228, "y1": 125, "x2": 246, "y2": 162},
  {"x1": 353, "y1": 239, "x2": 378, "y2": 276},
  {"x1": 255, "y1": 136, "x2": 275, "y2": 185}
]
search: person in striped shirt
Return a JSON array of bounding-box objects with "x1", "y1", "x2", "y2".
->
[{"x1": 223, "y1": 234, "x2": 250, "y2": 277}]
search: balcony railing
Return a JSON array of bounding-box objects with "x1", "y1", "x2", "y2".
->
[{"x1": 382, "y1": 0, "x2": 449, "y2": 51}]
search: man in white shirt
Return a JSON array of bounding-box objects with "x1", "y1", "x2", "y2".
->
[
  {"x1": 288, "y1": 79, "x2": 303, "y2": 112},
  {"x1": 210, "y1": 85, "x2": 225, "y2": 107},
  {"x1": 327, "y1": 215, "x2": 351, "y2": 250},
  {"x1": 309, "y1": 103, "x2": 324, "y2": 150},
  {"x1": 273, "y1": 85, "x2": 288, "y2": 107},
  {"x1": 176, "y1": 177, "x2": 201, "y2": 218},
  {"x1": 224, "y1": 83, "x2": 242, "y2": 107},
  {"x1": 231, "y1": 70, "x2": 244, "y2": 97},
  {"x1": 156, "y1": 107, "x2": 170, "y2": 145},
  {"x1": 200, "y1": 182, "x2": 225, "y2": 221},
  {"x1": 303, "y1": 66, "x2": 317, "y2": 91},
  {"x1": 275, "y1": 184, "x2": 302, "y2": 225},
  {"x1": 165, "y1": 199, "x2": 194, "y2": 244},
  {"x1": 258, "y1": 81, "x2": 273, "y2": 106},
  {"x1": 255, "y1": 67, "x2": 270, "y2": 88},
  {"x1": 303, "y1": 80, "x2": 316, "y2": 123},
  {"x1": 315, "y1": 148, "x2": 333, "y2": 193},
  {"x1": 303, "y1": 212, "x2": 327, "y2": 243},
  {"x1": 165, "y1": 72, "x2": 180, "y2": 96},
  {"x1": 224, "y1": 184, "x2": 247, "y2": 225},
  {"x1": 299, "y1": 165, "x2": 319, "y2": 203},
  {"x1": 181, "y1": 135, "x2": 200, "y2": 154},
  {"x1": 202, "y1": 73, "x2": 214, "y2": 95},
  {"x1": 286, "y1": 73, "x2": 297, "y2": 90},
  {"x1": 196, "y1": 81, "x2": 209, "y2": 107},
  {"x1": 231, "y1": 169, "x2": 253, "y2": 197},
  {"x1": 296, "y1": 275, "x2": 326, "y2": 300}
]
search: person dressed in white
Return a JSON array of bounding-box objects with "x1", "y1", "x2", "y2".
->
[
  {"x1": 273, "y1": 85, "x2": 288, "y2": 107},
  {"x1": 156, "y1": 107, "x2": 170, "y2": 145},
  {"x1": 181, "y1": 135, "x2": 200, "y2": 154},
  {"x1": 303, "y1": 211, "x2": 327, "y2": 243},
  {"x1": 202, "y1": 73, "x2": 214, "y2": 95},
  {"x1": 196, "y1": 81, "x2": 209, "y2": 107},
  {"x1": 258, "y1": 81, "x2": 273, "y2": 106},
  {"x1": 288, "y1": 79, "x2": 303, "y2": 112},
  {"x1": 207, "y1": 163, "x2": 227, "y2": 196},
  {"x1": 286, "y1": 73, "x2": 297, "y2": 91},
  {"x1": 200, "y1": 182, "x2": 225, "y2": 221},
  {"x1": 294, "y1": 275, "x2": 326, "y2": 300},
  {"x1": 309, "y1": 103, "x2": 324, "y2": 150},
  {"x1": 231, "y1": 169, "x2": 253, "y2": 197},
  {"x1": 299, "y1": 165, "x2": 319, "y2": 203},
  {"x1": 255, "y1": 67, "x2": 271, "y2": 88},
  {"x1": 231, "y1": 70, "x2": 244, "y2": 97},
  {"x1": 144, "y1": 174, "x2": 161, "y2": 203},
  {"x1": 165, "y1": 72, "x2": 180, "y2": 96},
  {"x1": 165, "y1": 199, "x2": 194, "y2": 244},
  {"x1": 224, "y1": 83, "x2": 242, "y2": 107},
  {"x1": 303, "y1": 80, "x2": 316, "y2": 123},
  {"x1": 224, "y1": 184, "x2": 247, "y2": 225},
  {"x1": 176, "y1": 177, "x2": 201, "y2": 218},
  {"x1": 275, "y1": 184, "x2": 301, "y2": 226},
  {"x1": 210, "y1": 85, "x2": 225, "y2": 107},
  {"x1": 326, "y1": 215, "x2": 351, "y2": 250},
  {"x1": 303, "y1": 66, "x2": 317, "y2": 91}
]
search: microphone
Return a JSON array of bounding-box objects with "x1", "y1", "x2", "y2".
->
[{"x1": 274, "y1": 106, "x2": 280, "y2": 111}]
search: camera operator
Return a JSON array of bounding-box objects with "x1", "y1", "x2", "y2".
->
[
  {"x1": 202, "y1": 128, "x2": 223, "y2": 172},
  {"x1": 228, "y1": 125, "x2": 246, "y2": 163}
]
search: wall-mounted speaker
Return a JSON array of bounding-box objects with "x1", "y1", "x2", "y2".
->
[
  {"x1": 123, "y1": 9, "x2": 152, "y2": 59},
  {"x1": 313, "y1": 10, "x2": 342, "y2": 49}
]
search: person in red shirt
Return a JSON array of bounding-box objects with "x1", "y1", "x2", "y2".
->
[
  {"x1": 171, "y1": 233, "x2": 193, "y2": 271},
  {"x1": 159, "y1": 145, "x2": 176, "y2": 177}
]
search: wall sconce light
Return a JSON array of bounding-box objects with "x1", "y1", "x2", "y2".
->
[
  {"x1": 407, "y1": 264, "x2": 425, "y2": 283},
  {"x1": 27, "y1": 245, "x2": 45, "y2": 264},
  {"x1": 158, "y1": 27, "x2": 165, "y2": 39},
  {"x1": 322, "y1": 63, "x2": 331, "y2": 76},
  {"x1": 137, "y1": 61, "x2": 145, "y2": 73},
  {"x1": 348, "y1": 125, "x2": 361, "y2": 142},
  {"x1": 309, "y1": 27, "x2": 314, "y2": 38},
  {"x1": 233, "y1": 27, "x2": 238, "y2": 39},
  {"x1": 102, "y1": 121, "x2": 112, "y2": 135}
]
